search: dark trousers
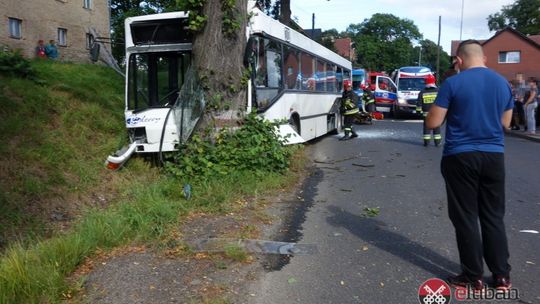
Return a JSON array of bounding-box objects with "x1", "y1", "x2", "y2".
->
[
  {"x1": 423, "y1": 118, "x2": 441, "y2": 139},
  {"x1": 343, "y1": 115, "x2": 357, "y2": 135},
  {"x1": 441, "y1": 152, "x2": 511, "y2": 279}
]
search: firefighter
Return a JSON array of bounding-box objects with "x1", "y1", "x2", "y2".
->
[
  {"x1": 340, "y1": 79, "x2": 359, "y2": 140},
  {"x1": 362, "y1": 84, "x2": 376, "y2": 114},
  {"x1": 417, "y1": 74, "x2": 441, "y2": 146}
]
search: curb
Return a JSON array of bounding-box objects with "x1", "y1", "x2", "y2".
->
[{"x1": 507, "y1": 131, "x2": 540, "y2": 143}]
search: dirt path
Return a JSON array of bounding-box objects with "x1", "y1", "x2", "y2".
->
[{"x1": 73, "y1": 168, "x2": 311, "y2": 304}]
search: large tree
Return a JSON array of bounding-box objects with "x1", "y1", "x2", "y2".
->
[
  {"x1": 414, "y1": 39, "x2": 451, "y2": 75},
  {"x1": 487, "y1": 0, "x2": 540, "y2": 35},
  {"x1": 346, "y1": 14, "x2": 422, "y2": 72}
]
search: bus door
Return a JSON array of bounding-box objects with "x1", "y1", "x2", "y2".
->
[{"x1": 373, "y1": 75, "x2": 397, "y2": 113}]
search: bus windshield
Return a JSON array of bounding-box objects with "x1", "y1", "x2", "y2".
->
[
  {"x1": 397, "y1": 77, "x2": 426, "y2": 91},
  {"x1": 128, "y1": 51, "x2": 191, "y2": 111}
]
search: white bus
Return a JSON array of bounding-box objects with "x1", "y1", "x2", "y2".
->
[{"x1": 107, "y1": 1, "x2": 351, "y2": 169}]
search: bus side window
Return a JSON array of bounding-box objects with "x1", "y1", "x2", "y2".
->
[
  {"x1": 327, "y1": 64, "x2": 336, "y2": 92},
  {"x1": 284, "y1": 46, "x2": 300, "y2": 90},
  {"x1": 336, "y1": 67, "x2": 343, "y2": 91}
]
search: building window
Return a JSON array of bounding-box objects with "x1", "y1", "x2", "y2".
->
[
  {"x1": 498, "y1": 51, "x2": 520, "y2": 63},
  {"x1": 8, "y1": 18, "x2": 22, "y2": 39},
  {"x1": 58, "y1": 28, "x2": 67, "y2": 46},
  {"x1": 86, "y1": 33, "x2": 95, "y2": 49},
  {"x1": 83, "y1": 0, "x2": 92, "y2": 9}
]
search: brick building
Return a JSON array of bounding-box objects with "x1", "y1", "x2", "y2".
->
[
  {"x1": 334, "y1": 37, "x2": 356, "y2": 62},
  {"x1": 1, "y1": 0, "x2": 110, "y2": 63},
  {"x1": 451, "y1": 27, "x2": 540, "y2": 81}
]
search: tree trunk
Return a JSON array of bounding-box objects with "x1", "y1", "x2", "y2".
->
[
  {"x1": 278, "y1": 0, "x2": 291, "y2": 26},
  {"x1": 193, "y1": 0, "x2": 248, "y2": 131}
]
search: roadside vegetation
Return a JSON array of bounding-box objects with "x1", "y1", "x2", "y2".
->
[{"x1": 0, "y1": 49, "x2": 302, "y2": 303}]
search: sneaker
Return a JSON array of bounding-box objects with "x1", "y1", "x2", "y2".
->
[
  {"x1": 493, "y1": 275, "x2": 512, "y2": 290},
  {"x1": 447, "y1": 274, "x2": 485, "y2": 291}
]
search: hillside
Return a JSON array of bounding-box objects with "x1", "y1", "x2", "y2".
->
[{"x1": 0, "y1": 59, "x2": 132, "y2": 247}]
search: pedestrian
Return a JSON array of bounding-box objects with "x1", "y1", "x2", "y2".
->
[
  {"x1": 417, "y1": 74, "x2": 441, "y2": 146},
  {"x1": 426, "y1": 39, "x2": 513, "y2": 292},
  {"x1": 45, "y1": 40, "x2": 58, "y2": 60},
  {"x1": 35, "y1": 40, "x2": 46, "y2": 58},
  {"x1": 339, "y1": 79, "x2": 359, "y2": 140},
  {"x1": 523, "y1": 77, "x2": 537, "y2": 134},
  {"x1": 513, "y1": 74, "x2": 528, "y2": 129}
]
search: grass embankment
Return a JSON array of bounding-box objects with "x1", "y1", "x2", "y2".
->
[{"x1": 0, "y1": 55, "x2": 302, "y2": 303}]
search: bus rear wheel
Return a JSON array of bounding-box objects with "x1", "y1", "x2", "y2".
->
[{"x1": 289, "y1": 115, "x2": 301, "y2": 135}]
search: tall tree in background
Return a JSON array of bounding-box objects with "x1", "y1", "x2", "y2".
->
[
  {"x1": 346, "y1": 14, "x2": 422, "y2": 72},
  {"x1": 256, "y1": 0, "x2": 292, "y2": 25},
  {"x1": 487, "y1": 0, "x2": 540, "y2": 35},
  {"x1": 414, "y1": 39, "x2": 450, "y2": 74}
]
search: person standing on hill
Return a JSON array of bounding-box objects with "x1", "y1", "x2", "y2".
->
[
  {"x1": 426, "y1": 40, "x2": 514, "y2": 292},
  {"x1": 523, "y1": 78, "x2": 537, "y2": 134},
  {"x1": 35, "y1": 40, "x2": 46, "y2": 58},
  {"x1": 45, "y1": 40, "x2": 58, "y2": 60}
]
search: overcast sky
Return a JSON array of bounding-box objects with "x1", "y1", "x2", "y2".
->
[{"x1": 289, "y1": 0, "x2": 515, "y2": 53}]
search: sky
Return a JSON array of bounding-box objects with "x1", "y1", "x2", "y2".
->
[{"x1": 288, "y1": 0, "x2": 516, "y2": 54}]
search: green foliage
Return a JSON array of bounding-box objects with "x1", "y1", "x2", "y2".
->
[
  {"x1": 223, "y1": 243, "x2": 248, "y2": 262},
  {"x1": 487, "y1": 0, "x2": 540, "y2": 35},
  {"x1": 346, "y1": 14, "x2": 423, "y2": 72},
  {"x1": 414, "y1": 39, "x2": 451, "y2": 76},
  {"x1": 0, "y1": 48, "x2": 35, "y2": 79},
  {"x1": 221, "y1": 0, "x2": 241, "y2": 38},
  {"x1": 0, "y1": 60, "x2": 124, "y2": 248},
  {"x1": 167, "y1": 112, "x2": 293, "y2": 182}
]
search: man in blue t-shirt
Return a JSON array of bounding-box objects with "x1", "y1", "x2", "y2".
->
[{"x1": 426, "y1": 40, "x2": 514, "y2": 292}]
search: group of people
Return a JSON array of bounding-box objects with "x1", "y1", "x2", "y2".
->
[
  {"x1": 510, "y1": 74, "x2": 538, "y2": 135},
  {"x1": 35, "y1": 39, "x2": 58, "y2": 60},
  {"x1": 340, "y1": 39, "x2": 517, "y2": 293}
]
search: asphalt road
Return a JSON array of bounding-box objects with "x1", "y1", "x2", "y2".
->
[{"x1": 248, "y1": 119, "x2": 540, "y2": 304}]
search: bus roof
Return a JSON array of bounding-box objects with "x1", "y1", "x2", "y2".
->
[{"x1": 248, "y1": 2, "x2": 351, "y2": 70}]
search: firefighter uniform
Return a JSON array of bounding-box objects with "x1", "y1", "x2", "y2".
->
[
  {"x1": 417, "y1": 84, "x2": 441, "y2": 146},
  {"x1": 362, "y1": 88, "x2": 376, "y2": 114},
  {"x1": 340, "y1": 87, "x2": 359, "y2": 140}
]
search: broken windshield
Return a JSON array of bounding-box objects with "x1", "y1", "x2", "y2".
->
[{"x1": 127, "y1": 51, "x2": 191, "y2": 111}]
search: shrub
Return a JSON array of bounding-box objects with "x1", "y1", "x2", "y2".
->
[
  {"x1": 0, "y1": 47, "x2": 35, "y2": 79},
  {"x1": 166, "y1": 112, "x2": 294, "y2": 182}
]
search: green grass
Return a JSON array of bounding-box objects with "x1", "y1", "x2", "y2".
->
[{"x1": 0, "y1": 58, "x2": 303, "y2": 303}]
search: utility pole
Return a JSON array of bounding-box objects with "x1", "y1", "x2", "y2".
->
[
  {"x1": 437, "y1": 16, "x2": 441, "y2": 83},
  {"x1": 460, "y1": 0, "x2": 464, "y2": 40},
  {"x1": 311, "y1": 13, "x2": 315, "y2": 39},
  {"x1": 418, "y1": 47, "x2": 422, "y2": 66}
]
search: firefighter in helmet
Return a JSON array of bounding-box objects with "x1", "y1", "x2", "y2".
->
[
  {"x1": 340, "y1": 79, "x2": 359, "y2": 140},
  {"x1": 417, "y1": 74, "x2": 442, "y2": 146}
]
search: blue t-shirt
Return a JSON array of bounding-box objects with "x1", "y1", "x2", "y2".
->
[{"x1": 434, "y1": 67, "x2": 513, "y2": 156}]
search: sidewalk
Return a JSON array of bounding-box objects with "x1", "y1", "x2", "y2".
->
[{"x1": 507, "y1": 129, "x2": 540, "y2": 143}]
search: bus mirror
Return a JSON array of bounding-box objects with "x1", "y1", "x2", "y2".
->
[
  {"x1": 90, "y1": 43, "x2": 100, "y2": 62},
  {"x1": 243, "y1": 37, "x2": 256, "y2": 67}
]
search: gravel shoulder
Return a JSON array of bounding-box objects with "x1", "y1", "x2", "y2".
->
[{"x1": 71, "y1": 163, "x2": 312, "y2": 304}]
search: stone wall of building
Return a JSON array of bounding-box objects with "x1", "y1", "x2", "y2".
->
[{"x1": 0, "y1": 0, "x2": 110, "y2": 63}]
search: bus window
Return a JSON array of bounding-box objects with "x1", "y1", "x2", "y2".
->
[
  {"x1": 336, "y1": 67, "x2": 343, "y2": 91},
  {"x1": 253, "y1": 37, "x2": 283, "y2": 109},
  {"x1": 300, "y1": 52, "x2": 314, "y2": 90},
  {"x1": 128, "y1": 51, "x2": 191, "y2": 111},
  {"x1": 316, "y1": 59, "x2": 326, "y2": 91},
  {"x1": 265, "y1": 40, "x2": 282, "y2": 88},
  {"x1": 326, "y1": 64, "x2": 336, "y2": 92},
  {"x1": 284, "y1": 46, "x2": 300, "y2": 89}
]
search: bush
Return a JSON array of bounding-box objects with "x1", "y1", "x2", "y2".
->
[
  {"x1": 166, "y1": 113, "x2": 294, "y2": 182},
  {"x1": 0, "y1": 47, "x2": 35, "y2": 79}
]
